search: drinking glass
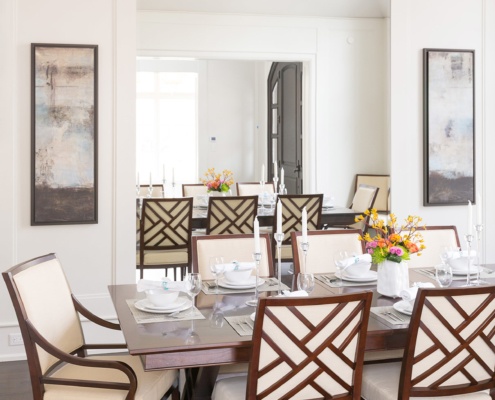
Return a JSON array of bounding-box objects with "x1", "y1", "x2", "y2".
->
[
  {"x1": 435, "y1": 264, "x2": 453, "y2": 287},
  {"x1": 297, "y1": 273, "x2": 315, "y2": 294},
  {"x1": 209, "y1": 256, "x2": 225, "y2": 293},
  {"x1": 333, "y1": 250, "x2": 350, "y2": 287},
  {"x1": 185, "y1": 272, "x2": 202, "y2": 315}
]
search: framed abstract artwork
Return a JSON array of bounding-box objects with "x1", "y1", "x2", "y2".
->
[
  {"x1": 423, "y1": 48, "x2": 475, "y2": 206},
  {"x1": 31, "y1": 43, "x2": 98, "y2": 225}
]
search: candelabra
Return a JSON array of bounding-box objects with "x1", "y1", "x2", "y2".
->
[
  {"x1": 464, "y1": 234, "x2": 474, "y2": 287},
  {"x1": 246, "y1": 252, "x2": 262, "y2": 306},
  {"x1": 274, "y1": 232, "x2": 284, "y2": 295},
  {"x1": 162, "y1": 178, "x2": 166, "y2": 198},
  {"x1": 273, "y1": 176, "x2": 279, "y2": 195},
  {"x1": 278, "y1": 184, "x2": 287, "y2": 195}
]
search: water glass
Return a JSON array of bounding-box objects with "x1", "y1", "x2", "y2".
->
[
  {"x1": 297, "y1": 273, "x2": 315, "y2": 294},
  {"x1": 333, "y1": 250, "x2": 350, "y2": 286},
  {"x1": 209, "y1": 256, "x2": 225, "y2": 292},
  {"x1": 435, "y1": 264, "x2": 453, "y2": 287},
  {"x1": 186, "y1": 273, "x2": 202, "y2": 314}
]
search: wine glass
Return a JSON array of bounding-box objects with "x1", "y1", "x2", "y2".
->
[
  {"x1": 333, "y1": 250, "x2": 350, "y2": 287},
  {"x1": 297, "y1": 273, "x2": 315, "y2": 294},
  {"x1": 209, "y1": 256, "x2": 225, "y2": 293},
  {"x1": 435, "y1": 264, "x2": 453, "y2": 287},
  {"x1": 185, "y1": 272, "x2": 202, "y2": 315}
]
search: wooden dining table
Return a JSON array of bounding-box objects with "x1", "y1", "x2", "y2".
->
[{"x1": 108, "y1": 267, "x2": 495, "y2": 399}]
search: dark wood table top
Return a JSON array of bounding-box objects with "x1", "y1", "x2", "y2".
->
[{"x1": 110, "y1": 268, "x2": 495, "y2": 371}]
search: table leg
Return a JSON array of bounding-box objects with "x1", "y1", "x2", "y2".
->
[{"x1": 181, "y1": 366, "x2": 220, "y2": 400}]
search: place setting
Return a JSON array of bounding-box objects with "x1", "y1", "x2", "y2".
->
[
  {"x1": 127, "y1": 276, "x2": 206, "y2": 324},
  {"x1": 316, "y1": 252, "x2": 377, "y2": 287}
]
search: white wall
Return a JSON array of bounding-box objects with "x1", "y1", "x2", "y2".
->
[
  {"x1": 136, "y1": 11, "x2": 389, "y2": 205},
  {"x1": 0, "y1": 0, "x2": 137, "y2": 361},
  {"x1": 390, "y1": 0, "x2": 495, "y2": 262}
]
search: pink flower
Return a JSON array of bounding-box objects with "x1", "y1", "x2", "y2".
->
[{"x1": 389, "y1": 246, "x2": 404, "y2": 256}]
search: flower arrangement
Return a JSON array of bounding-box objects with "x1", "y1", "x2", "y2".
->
[
  {"x1": 357, "y1": 209, "x2": 426, "y2": 264},
  {"x1": 201, "y1": 168, "x2": 234, "y2": 193}
]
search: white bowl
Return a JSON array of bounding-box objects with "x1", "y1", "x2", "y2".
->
[
  {"x1": 447, "y1": 257, "x2": 469, "y2": 271},
  {"x1": 344, "y1": 262, "x2": 372, "y2": 277},
  {"x1": 145, "y1": 289, "x2": 179, "y2": 307},
  {"x1": 224, "y1": 269, "x2": 252, "y2": 283}
]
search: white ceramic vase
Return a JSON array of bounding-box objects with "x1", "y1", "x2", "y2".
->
[{"x1": 376, "y1": 260, "x2": 409, "y2": 297}]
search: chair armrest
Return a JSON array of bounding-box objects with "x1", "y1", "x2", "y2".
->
[
  {"x1": 26, "y1": 320, "x2": 137, "y2": 394},
  {"x1": 72, "y1": 294, "x2": 121, "y2": 331}
]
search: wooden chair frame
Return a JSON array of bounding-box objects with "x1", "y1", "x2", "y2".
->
[
  {"x1": 137, "y1": 197, "x2": 193, "y2": 280},
  {"x1": 247, "y1": 292, "x2": 372, "y2": 399},
  {"x1": 191, "y1": 233, "x2": 275, "y2": 278},
  {"x1": 291, "y1": 229, "x2": 365, "y2": 275},
  {"x1": 206, "y1": 195, "x2": 258, "y2": 235},
  {"x1": 398, "y1": 286, "x2": 495, "y2": 398},
  {"x1": 2, "y1": 253, "x2": 179, "y2": 400}
]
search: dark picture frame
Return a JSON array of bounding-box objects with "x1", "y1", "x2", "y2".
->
[
  {"x1": 31, "y1": 43, "x2": 98, "y2": 225},
  {"x1": 423, "y1": 48, "x2": 475, "y2": 206}
]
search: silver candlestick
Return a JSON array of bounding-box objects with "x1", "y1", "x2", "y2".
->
[
  {"x1": 279, "y1": 184, "x2": 287, "y2": 195},
  {"x1": 273, "y1": 176, "x2": 279, "y2": 195},
  {"x1": 274, "y1": 232, "x2": 285, "y2": 295},
  {"x1": 162, "y1": 178, "x2": 166, "y2": 198},
  {"x1": 464, "y1": 234, "x2": 474, "y2": 287},
  {"x1": 246, "y1": 252, "x2": 262, "y2": 306},
  {"x1": 300, "y1": 241, "x2": 310, "y2": 274}
]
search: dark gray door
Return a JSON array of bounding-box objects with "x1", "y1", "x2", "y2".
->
[{"x1": 268, "y1": 62, "x2": 303, "y2": 194}]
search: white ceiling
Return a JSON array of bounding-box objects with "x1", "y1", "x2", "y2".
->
[{"x1": 137, "y1": 0, "x2": 390, "y2": 19}]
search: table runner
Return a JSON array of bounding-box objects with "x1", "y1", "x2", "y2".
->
[
  {"x1": 201, "y1": 278, "x2": 290, "y2": 295},
  {"x1": 126, "y1": 299, "x2": 205, "y2": 324}
]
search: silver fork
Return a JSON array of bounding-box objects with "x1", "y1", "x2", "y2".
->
[{"x1": 382, "y1": 311, "x2": 404, "y2": 322}]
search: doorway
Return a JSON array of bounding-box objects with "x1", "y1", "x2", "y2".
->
[{"x1": 268, "y1": 62, "x2": 303, "y2": 194}]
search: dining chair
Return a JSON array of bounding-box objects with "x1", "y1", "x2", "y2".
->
[
  {"x1": 361, "y1": 285, "x2": 495, "y2": 400},
  {"x1": 182, "y1": 183, "x2": 209, "y2": 208},
  {"x1": 355, "y1": 174, "x2": 390, "y2": 214},
  {"x1": 272, "y1": 194, "x2": 324, "y2": 263},
  {"x1": 137, "y1": 197, "x2": 193, "y2": 280},
  {"x1": 291, "y1": 229, "x2": 365, "y2": 275},
  {"x1": 212, "y1": 291, "x2": 372, "y2": 400},
  {"x1": 236, "y1": 182, "x2": 275, "y2": 196},
  {"x1": 138, "y1": 184, "x2": 164, "y2": 198},
  {"x1": 401, "y1": 225, "x2": 460, "y2": 268},
  {"x1": 191, "y1": 233, "x2": 274, "y2": 279},
  {"x1": 325, "y1": 184, "x2": 379, "y2": 235},
  {"x1": 206, "y1": 195, "x2": 258, "y2": 235},
  {"x1": 2, "y1": 253, "x2": 179, "y2": 400}
]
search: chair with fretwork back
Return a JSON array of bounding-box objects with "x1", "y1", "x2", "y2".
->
[
  {"x1": 361, "y1": 285, "x2": 495, "y2": 400},
  {"x1": 206, "y1": 195, "x2": 258, "y2": 235},
  {"x1": 138, "y1": 184, "x2": 164, "y2": 198},
  {"x1": 2, "y1": 253, "x2": 179, "y2": 400},
  {"x1": 272, "y1": 194, "x2": 323, "y2": 262},
  {"x1": 291, "y1": 229, "x2": 365, "y2": 275},
  {"x1": 402, "y1": 225, "x2": 460, "y2": 268},
  {"x1": 236, "y1": 182, "x2": 275, "y2": 196},
  {"x1": 137, "y1": 197, "x2": 193, "y2": 280},
  {"x1": 212, "y1": 291, "x2": 372, "y2": 399}
]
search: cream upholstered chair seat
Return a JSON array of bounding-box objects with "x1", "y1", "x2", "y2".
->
[
  {"x1": 2, "y1": 253, "x2": 179, "y2": 400},
  {"x1": 213, "y1": 292, "x2": 372, "y2": 400},
  {"x1": 45, "y1": 354, "x2": 177, "y2": 400},
  {"x1": 361, "y1": 286, "x2": 495, "y2": 400}
]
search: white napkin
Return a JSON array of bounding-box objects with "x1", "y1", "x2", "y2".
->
[
  {"x1": 443, "y1": 250, "x2": 476, "y2": 259},
  {"x1": 137, "y1": 278, "x2": 187, "y2": 292},
  {"x1": 281, "y1": 290, "x2": 309, "y2": 297},
  {"x1": 218, "y1": 262, "x2": 254, "y2": 272},
  {"x1": 335, "y1": 253, "x2": 372, "y2": 268},
  {"x1": 400, "y1": 282, "x2": 435, "y2": 302}
]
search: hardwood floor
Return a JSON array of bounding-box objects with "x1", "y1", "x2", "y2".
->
[{"x1": 0, "y1": 360, "x2": 32, "y2": 400}]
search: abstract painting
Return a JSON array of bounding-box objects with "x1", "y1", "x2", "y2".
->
[
  {"x1": 31, "y1": 44, "x2": 98, "y2": 225},
  {"x1": 423, "y1": 48, "x2": 475, "y2": 206}
]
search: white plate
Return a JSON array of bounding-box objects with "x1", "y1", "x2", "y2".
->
[
  {"x1": 393, "y1": 300, "x2": 413, "y2": 316},
  {"x1": 451, "y1": 266, "x2": 482, "y2": 276},
  {"x1": 218, "y1": 277, "x2": 265, "y2": 289},
  {"x1": 341, "y1": 270, "x2": 377, "y2": 282},
  {"x1": 134, "y1": 298, "x2": 191, "y2": 314}
]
